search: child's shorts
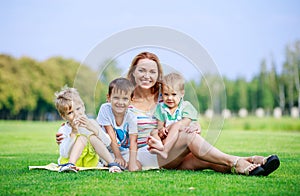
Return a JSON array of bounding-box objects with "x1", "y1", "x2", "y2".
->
[{"x1": 59, "y1": 134, "x2": 99, "y2": 167}]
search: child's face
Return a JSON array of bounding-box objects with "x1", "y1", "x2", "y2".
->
[
  {"x1": 109, "y1": 90, "x2": 131, "y2": 115},
  {"x1": 162, "y1": 85, "x2": 183, "y2": 110},
  {"x1": 61, "y1": 100, "x2": 85, "y2": 128}
]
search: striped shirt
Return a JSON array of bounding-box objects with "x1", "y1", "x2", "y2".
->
[{"x1": 128, "y1": 105, "x2": 158, "y2": 148}]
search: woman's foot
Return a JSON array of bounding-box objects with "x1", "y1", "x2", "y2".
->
[
  {"x1": 249, "y1": 155, "x2": 265, "y2": 165},
  {"x1": 231, "y1": 157, "x2": 265, "y2": 176}
]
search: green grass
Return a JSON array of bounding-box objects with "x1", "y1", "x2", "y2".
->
[
  {"x1": 0, "y1": 120, "x2": 299, "y2": 195},
  {"x1": 200, "y1": 116, "x2": 300, "y2": 131}
]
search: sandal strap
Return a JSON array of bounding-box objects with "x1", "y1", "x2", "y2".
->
[
  {"x1": 108, "y1": 162, "x2": 124, "y2": 171},
  {"x1": 251, "y1": 156, "x2": 255, "y2": 163},
  {"x1": 231, "y1": 157, "x2": 240, "y2": 174},
  {"x1": 263, "y1": 155, "x2": 272, "y2": 165},
  {"x1": 58, "y1": 163, "x2": 75, "y2": 167},
  {"x1": 244, "y1": 165, "x2": 252, "y2": 175}
]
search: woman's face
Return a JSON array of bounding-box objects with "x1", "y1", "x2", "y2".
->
[{"x1": 133, "y1": 58, "x2": 159, "y2": 89}]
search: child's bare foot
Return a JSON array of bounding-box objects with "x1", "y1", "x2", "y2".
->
[
  {"x1": 147, "y1": 136, "x2": 164, "y2": 151},
  {"x1": 149, "y1": 148, "x2": 168, "y2": 159}
]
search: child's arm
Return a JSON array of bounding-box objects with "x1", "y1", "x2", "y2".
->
[
  {"x1": 178, "y1": 101, "x2": 201, "y2": 134},
  {"x1": 153, "y1": 104, "x2": 168, "y2": 140},
  {"x1": 78, "y1": 115, "x2": 100, "y2": 134},
  {"x1": 157, "y1": 120, "x2": 164, "y2": 130},
  {"x1": 157, "y1": 120, "x2": 168, "y2": 140},
  {"x1": 104, "y1": 125, "x2": 127, "y2": 168},
  {"x1": 57, "y1": 125, "x2": 75, "y2": 159},
  {"x1": 77, "y1": 116, "x2": 111, "y2": 146},
  {"x1": 150, "y1": 120, "x2": 165, "y2": 140},
  {"x1": 128, "y1": 133, "x2": 141, "y2": 171}
]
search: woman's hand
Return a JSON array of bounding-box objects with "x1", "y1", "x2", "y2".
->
[{"x1": 56, "y1": 133, "x2": 64, "y2": 144}]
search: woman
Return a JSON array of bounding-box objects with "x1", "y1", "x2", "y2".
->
[
  {"x1": 125, "y1": 51, "x2": 279, "y2": 176},
  {"x1": 57, "y1": 51, "x2": 279, "y2": 175}
]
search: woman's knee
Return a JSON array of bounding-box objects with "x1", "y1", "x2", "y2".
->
[{"x1": 177, "y1": 131, "x2": 199, "y2": 143}]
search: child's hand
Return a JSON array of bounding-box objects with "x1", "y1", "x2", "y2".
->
[
  {"x1": 77, "y1": 115, "x2": 96, "y2": 133},
  {"x1": 115, "y1": 157, "x2": 127, "y2": 168},
  {"x1": 158, "y1": 127, "x2": 168, "y2": 140}
]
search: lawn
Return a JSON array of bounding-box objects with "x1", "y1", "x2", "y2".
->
[{"x1": 0, "y1": 120, "x2": 299, "y2": 195}]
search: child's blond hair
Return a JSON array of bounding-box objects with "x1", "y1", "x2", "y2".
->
[
  {"x1": 54, "y1": 87, "x2": 84, "y2": 116},
  {"x1": 162, "y1": 73, "x2": 185, "y2": 93}
]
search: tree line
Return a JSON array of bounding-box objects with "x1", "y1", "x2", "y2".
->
[
  {"x1": 0, "y1": 55, "x2": 114, "y2": 120},
  {"x1": 0, "y1": 41, "x2": 299, "y2": 120},
  {"x1": 189, "y1": 41, "x2": 300, "y2": 116}
]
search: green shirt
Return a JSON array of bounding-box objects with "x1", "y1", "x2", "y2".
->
[{"x1": 154, "y1": 99, "x2": 198, "y2": 127}]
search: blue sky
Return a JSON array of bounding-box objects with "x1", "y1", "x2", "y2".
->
[{"x1": 1, "y1": 0, "x2": 300, "y2": 80}]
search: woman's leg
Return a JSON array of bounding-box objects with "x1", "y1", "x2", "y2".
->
[
  {"x1": 155, "y1": 131, "x2": 261, "y2": 174},
  {"x1": 176, "y1": 153, "x2": 230, "y2": 173}
]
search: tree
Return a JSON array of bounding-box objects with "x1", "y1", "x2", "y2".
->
[
  {"x1": 223, "y1": 77, "x2": 235, "y2": 112},
  {"x1": 196, "y1": 76, "x2": 210, "y2": 113},
  {"x1": 257, "y1": 59, "x2": 274, "y2": 113},
  {"x1": 248, "y1": 77, "x2": 258, "y2": 113},
  {"x1": 235, "y1": 77, "x2": 248, "y2": 111},
  {"x1": 0, "y1": 55, "x2": 23, "y2": 118},
  {"x1": 184, "y1": 80, "x2": 200, "y2": 112}
]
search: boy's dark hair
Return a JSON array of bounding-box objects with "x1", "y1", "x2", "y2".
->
[{"x1": 108, "y1": 78, "x2": 135, "y2": 98}]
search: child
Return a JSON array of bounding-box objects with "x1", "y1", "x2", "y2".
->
[
  {"x1": 55, "y1": 87, "x2": 122, "y2": 173},
  {"x1": 149, "y1": 73, "x2": 198, "y2": 159},
  {"x1": 96, "y1": 78, "x2": 142, "y2": 171}
]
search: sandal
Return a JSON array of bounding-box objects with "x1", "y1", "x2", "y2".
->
[
  {"x1": 108, "y1": 162, "x2": 123, "y2": 173},
  {"x1": 261, "y1": 155, "x2": 280, "y2": 176},
  {"x1": 58, "y1": 163, "x2": 78, "y2": 173},
  {"x1": 231, "y1": 158, "x2": 265, "y2": 176}
]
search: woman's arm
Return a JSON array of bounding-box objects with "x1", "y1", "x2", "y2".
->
[
  {"x1": 128, "y1": 134, "x2": 141, "y2": 171},
  {"x1": 56, "y1": 132, "x2": 64, "y2": 144}
]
